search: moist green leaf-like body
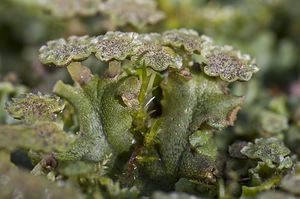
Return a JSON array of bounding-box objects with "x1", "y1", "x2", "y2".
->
[
  {"x1": 188, "y1": 130, "x2": 217, "y2": 159},
  {"x1": 241, "y1": 137, "x2": 292, "y2": 169},
  {"x1": 54, "y1": 75, "x2": 139, "y2": 165},
  {"x1": 54, "y1": 77, "x2": 113, "y2": 162},
  {"x1": 101, "y1": 76, "x2": 140, "y2": 154},
  {"x1": 142, "y1": 71, "x2": 243, "y2": 183}
]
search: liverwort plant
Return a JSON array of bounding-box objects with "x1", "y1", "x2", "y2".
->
[{"x1": 2, "y1": 29, "x2": 259, "y2": 197}]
